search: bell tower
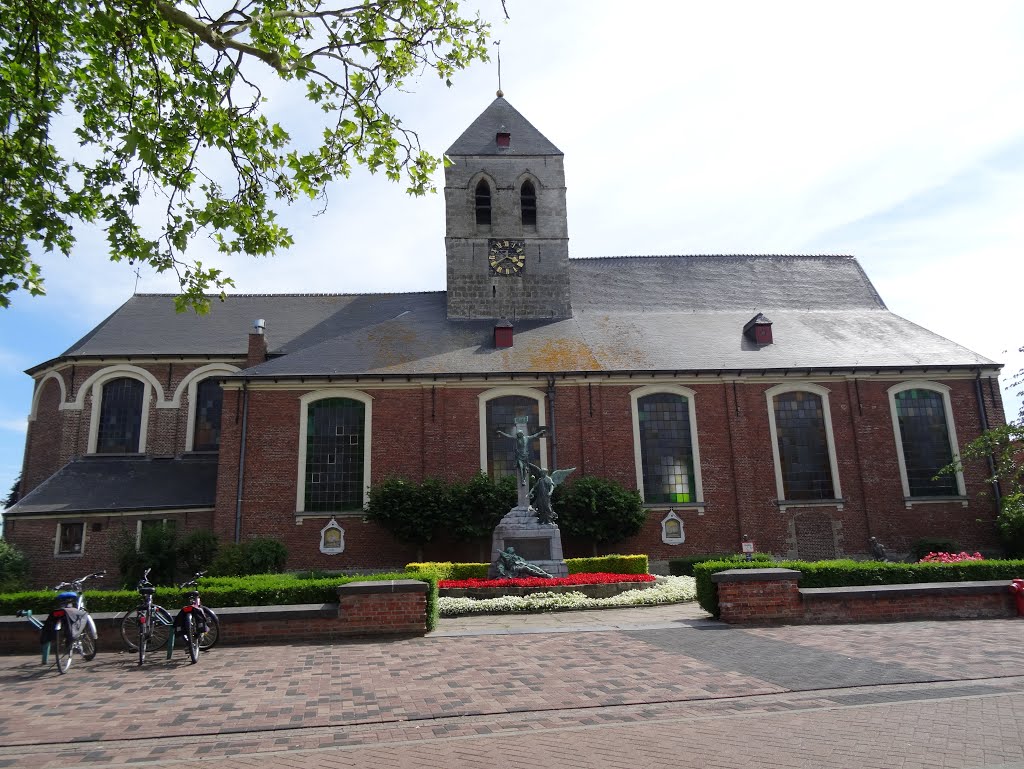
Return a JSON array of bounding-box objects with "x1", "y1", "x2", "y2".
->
[{"x1": 444, "y1": 94, "x2": 571, "y2": 320}]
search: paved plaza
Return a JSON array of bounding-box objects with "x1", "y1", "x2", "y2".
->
[{"x1": 0, "y1": 604, "x2": 1022, "y2": 768}]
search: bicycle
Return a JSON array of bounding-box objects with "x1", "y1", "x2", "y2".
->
[
  {"x1": 15, "y1": 571, "x2": 105, "y2": 674},
  {"x1": 173, "y1": 572, "x2": 220, "y2": 663},
  {"x1": 119, "y1": 568, "x2": 174, "y2": 665}
]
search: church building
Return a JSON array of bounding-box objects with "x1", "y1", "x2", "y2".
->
[{"x1": 4, "y1": 96, "x2": 1006, "y2": 583}]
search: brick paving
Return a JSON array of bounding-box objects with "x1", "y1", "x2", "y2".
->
[{"x1": 0, "y1": 604, "x2": 1022, "y2": 768}]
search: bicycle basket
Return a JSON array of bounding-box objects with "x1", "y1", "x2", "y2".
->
[{"x1": 56, "y1": 591, "x2": 78, "y2": 606}]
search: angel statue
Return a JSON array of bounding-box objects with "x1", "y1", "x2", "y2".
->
[{"x1": 528, "y1": 463, "x2": 576, "y2": 525}]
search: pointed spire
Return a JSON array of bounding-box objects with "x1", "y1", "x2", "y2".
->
[{"x1": 446, "y1": 97, "x2": 562, "y2": 156}]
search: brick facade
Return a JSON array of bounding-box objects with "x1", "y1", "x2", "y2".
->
[{"x1": 8, "y1": 358, "x2": 1005, "y2": 582}]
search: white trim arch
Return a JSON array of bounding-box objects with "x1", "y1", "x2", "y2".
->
[
  {"x1": 85, "y1": 367, "x2": 160, "y2": 454},
  {"x1": 69, "y1": 364, "x2": 166, "y2": 411},
  {"x1": 296, "y1": 389, "x2": 374, "y2": 514},
  {"x1": 478, "y1": 387, "x2": 548, "y2": 476},
  {"x1": 29, "y1": 371, "x2": 68, "y2": 422},
  {"x1": 765, "y1": 383, "x2": 843, "y2": 505},
  {"x1": 887, "y1": 381, "x2": 966, "y2": 499},
  {"x1": 629, "y1": 384, "x2": 705, "y2": 507},
  {"x1": 179, "y1": 364, "x2": 240, "y2": 451}
]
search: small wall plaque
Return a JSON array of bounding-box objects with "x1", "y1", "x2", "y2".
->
[
  {"x1": 320, "y1": 518, "x2": 345, "y2": 555},
  {"x1": 661, "y1": 510, "x2": 685, "y2": 545}
]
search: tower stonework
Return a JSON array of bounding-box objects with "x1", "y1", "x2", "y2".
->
[{"x1": 444, "y1": 96, "x2": 571, "y2": 320}]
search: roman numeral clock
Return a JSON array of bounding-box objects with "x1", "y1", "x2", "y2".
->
[{"x1": 488, "y1": 239, "x2": 526, "y2": 276}]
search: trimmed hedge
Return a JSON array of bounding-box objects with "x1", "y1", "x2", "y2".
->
[
  {"x1": 567, "y1": 555, "x2": 648, "y2": 575},
  {"x1": 0, "y1": 571, "x2": 441, "y2": 632},
  {"x1": 407, "y1": 554, "x2": 650, "y2": 580},
  {"x1": 668, "y1": 553, "x2": 772, "y2": 577},
  {"x1": 694, "y1": 558, "x2": 1024, "y2": 617}
]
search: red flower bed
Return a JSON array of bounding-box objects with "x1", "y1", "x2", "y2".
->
[{"x1": 439, "y1": 573, "x2": 656, "y2": 589}]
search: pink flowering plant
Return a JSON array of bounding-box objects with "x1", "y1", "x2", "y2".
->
[
  {"x1": 918, "y1": 551, "x2": 985, "y2": 563},
  {"x1": 439, "y1": 572, "x2": 656, "y2": 589}
]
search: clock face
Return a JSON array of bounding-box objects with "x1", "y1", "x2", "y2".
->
[{"x1": 488, "y1": 239, "x2": 526, "y2": 276}]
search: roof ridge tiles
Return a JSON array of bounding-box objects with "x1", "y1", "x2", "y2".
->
[
  {"x1": 132, "y1": 290, "x2": 446, "y2": 298},
  {"x1": 572, "y1": 253, "x2": 856, "y2": 260}
]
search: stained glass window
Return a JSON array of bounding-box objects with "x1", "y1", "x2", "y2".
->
[
  {"x1": 895, "y1": 389, "x2": 957, "y2": 496},
  {"x1": 192, "y1": 378, "x2": 223, "y2": 451},
  {"x1": 475, "y1": 179, "x2": 491, "y2": 225},
  {"x1": 486, "y1": 396, "x2": 541, "y2": 479},
  {"x1": 638, "y1": 393, "x2": 696, "y2": 504},
  {"x1": 521, "y1": 180, "x2": 537, "y2": 226},
  {"x1": 305, "y1": 398, "x2": 365, "y2": 512},
  {"x1": 96, "y1": 377, "x2": 144, "y2": 453},
  {"x1": 773, "y1": 391, "x2": 834, "y2": 500}
]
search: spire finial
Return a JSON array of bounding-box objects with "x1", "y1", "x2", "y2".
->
[{"x1": 496, "y1": 40, "x2": 503, "y2": 97}]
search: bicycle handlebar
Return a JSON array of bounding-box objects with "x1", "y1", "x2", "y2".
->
[{"x1": 51, "y1": 571, "x2": 106, "y2": 592}]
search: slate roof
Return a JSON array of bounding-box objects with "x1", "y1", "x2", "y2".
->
[
  {"x1": 446, "y1": 96, "x2": 562, "y2": 156},
  {"x1": 42, "y1": 256, "x2": 996, "y2": 377},
  {"x1": 4, "y1": 455, "x2": 218, "y2": 516}
]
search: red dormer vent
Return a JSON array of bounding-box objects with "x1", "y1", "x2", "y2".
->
[
  {"x1": 494, "y1": 320, "x2": 513, "y2": 348},
  {"x1": 743, "y1": 313, "x2": 773, "y2": 345},
  {"x1": 496, "y1": 130, "x2": 511, "y2": 148}
]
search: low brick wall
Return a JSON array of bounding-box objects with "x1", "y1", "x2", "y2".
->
[
  {"x1": 711, "y1": 568, "x2": 1020, "y2": 625},
  {"x1": 0, "y1": 579, "x2": 428, "y2": 654}
]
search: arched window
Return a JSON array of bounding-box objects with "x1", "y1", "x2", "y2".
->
[
  {"x1": 475, "y1": 179, "x2": 491, "y2": 225},
  {"x1": 96, "y1": 377, "x2": 145, "y2": 453},
  {"x1": 192, "y1": 378, "x2": 224, "y2": 451},
  {"x1": 520, "y1": 180, "x2": 537, "y2": 226},
  {"x1": 635, "y1": 392, "x2": 697, "y2": 503},
  {"x1": 889, "y1": 383, "x2": 963, "y2": 498},
  {"x1": 770, "y1": 389, "x2": 836, "y2": 500},
  {"x1": 303, "y1": 397, "x2": 367, "y2": 512},
  {"x1": 485, "y1": 395, "x2": 542, "y2": 479}
]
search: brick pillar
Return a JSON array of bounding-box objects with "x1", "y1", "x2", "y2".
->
[{"x1": 711, "y1": 568, "x2": 804, "y2": 624}]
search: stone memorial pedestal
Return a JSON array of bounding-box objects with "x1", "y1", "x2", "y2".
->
[{"x1": 488, "y1": 505, "x2": 568, "y2": 578}]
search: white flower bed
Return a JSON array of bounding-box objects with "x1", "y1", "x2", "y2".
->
[{"x1": 438, "y1": 575, "x2": 697, "y2": 616}]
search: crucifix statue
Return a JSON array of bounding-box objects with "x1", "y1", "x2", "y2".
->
[{"x1": 495, "y1": 418, "x2": 546, "y2": 508}]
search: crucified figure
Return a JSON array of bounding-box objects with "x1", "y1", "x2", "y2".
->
[{"x1": 495, "y1": 425, "x2": 546, "y2": 486}]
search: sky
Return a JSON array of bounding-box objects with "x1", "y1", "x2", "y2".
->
[{"x1": 2, "y1": 0, "x2": 1024, "y2": 505}]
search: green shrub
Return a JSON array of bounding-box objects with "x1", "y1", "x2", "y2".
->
[
  {"x1": 693, "y1": 557, "x2": 1024, "y2": 617},
  {"x1": 566, "y1": 554, "x2": 648, "y2": 575},
  {"x1": 365, "y1": 477, "x2": 449, "y2": 546},
  {"x1": 997, "y1": 492, "x2": 1024, "y2": 557},
  {"x1": 449, "y1": 472, "x2": 517, "y2": 542},
  {"x1": 554, "y1": 476, "x2": 645, "y2": 546},
  {"x1": 210, "y1": 538, "x2": 288, "y2": 577},
  {"x1": 112, "y1": 524, "x2": 180, "y2": 587},
  {"x1": 0, "y1": 539, "x2": 28, "y2": 593},
  {"x1": 910, "y1": 537, "x2": 961, "y2": 561},
  {"x1": 178, "y1": 530, "x2": 220, "y2": 577},
  {"x1": 669, "y1": 553, "x2": 772, "y2": 577}
]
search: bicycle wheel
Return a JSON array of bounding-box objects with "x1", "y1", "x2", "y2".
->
[
  {"x1": 186, "y1": 614, "x2": 199, "y2": 664},
  {"x1": 198, "y1": 607, "x2": 219, "y2": 650},
  {"x1": 55, "y1": 629, "x2": 73, "y2": 674},
  {"x1": 80, "y1": 630, "x2": 97, "y2": 661},
  {"x1": 149, "y1": 607, "x2": 172, "y2": 651},
  {"x1": 119, "y1": 608, "x2": 142, "y2": 651}
]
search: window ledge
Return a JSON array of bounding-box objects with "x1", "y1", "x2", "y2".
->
[
  {"x1": 775, "y1": 498, "x2": 846, "y2": 512},
  {"x1": 295, "y1": 511, "x2": 365, "y2": 525},
  {"x1": 643, "y1": 502, "x2": 706, "y2": 516},
  {"x1": 904, "y1": 496, "x2": 969, "y2": 509}
]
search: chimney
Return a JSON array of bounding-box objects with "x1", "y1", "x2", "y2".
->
[
  {"x1": 247, "y1": 318, "x2": 268, "y2": 367},
  {"x1": 494, "y1": 320, "x2": 513, "y2": 348},
  {"x1": 743, "y1": 313, "x2": 773, "y2": 345}
]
